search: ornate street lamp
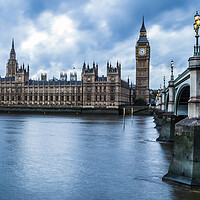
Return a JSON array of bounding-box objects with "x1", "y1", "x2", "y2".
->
[
  {"x1": 163, "y1": 76, "x2": 166, "y2": 88},
  {"x1": 171, "y1": 60, "x2": 174, "y2": 81},
  {"x1": 194, "y1": 11, "x2": 200, "y2": 56}
]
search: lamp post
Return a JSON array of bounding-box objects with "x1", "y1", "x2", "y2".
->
[
  {"x1": 194, "y1": 11, "x2": 200, "y2": 56},
  {"x1": 171, "y1": 60, "x2": 174, "y2": 81}
]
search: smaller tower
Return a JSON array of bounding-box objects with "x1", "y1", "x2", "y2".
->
[{"x1": 6, "y1": 39, "x2": 19, "y2": 77}]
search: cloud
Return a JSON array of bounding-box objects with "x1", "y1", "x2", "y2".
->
[{"x1": 0, "y1": 0, "x2": 199, "y2": 89}]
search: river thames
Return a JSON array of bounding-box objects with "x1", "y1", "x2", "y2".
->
[{"x1": 0, "y1": 114, "x2": 200, "y2": 200}]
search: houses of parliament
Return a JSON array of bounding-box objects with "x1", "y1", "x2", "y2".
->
[{"x1": 0, "y1": 18, "x2": 150, "y2": 107}]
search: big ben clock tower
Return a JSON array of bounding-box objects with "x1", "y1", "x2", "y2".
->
[{"x1": 135, "y1": 17, "x2": 150, "y2": 104}]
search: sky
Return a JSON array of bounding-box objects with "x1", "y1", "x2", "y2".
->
[{"x1": 0, "y1": 0, "x2": 199, "y2": 89}]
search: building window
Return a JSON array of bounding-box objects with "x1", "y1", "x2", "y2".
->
[
  {"x1": 61, "y1": 88, "x2": 64, "y2": 93},
  {"x1": 104, "y1": 86, "x2": 106, "y2": 91},
  {"x1": 56, "y1": 88, "x2": 59, "y2": 93},
  {"x1": 72, "y1": 87, "x2": 75, "y2": 94},
  {"x1": 12, "y1": 96, "x2": 14, "y2": 101},
  {"x1": 111, "y1": 76, "x2": 114, "y2": 81},
  {"x1": 35, "y1": 96, "x2": 37, "y2": 101},
  {"x1": 18, "y1": 96, "x2": 21, "y2": 101},
  {"x1": 88, "y1": 77, "x2": 91, "y2": 81},
  {"x1": 78, "y1": 87, "x2": 80, "y2": 93},
  {"x1": 2, "y1": 96, "x2": 4, "y2": 101},
  {"x1": 40, "y1": 96, "x2": 43, "y2": 101},
  {"x1": 110, "y1": 95, "x2": 115, "y2": 102},
  {"x1": 87, "y1": 86, "x2": 91, "y2": 92},
  {"x1": 78, "y1": 96, "x2": 80, "y2": 101},
  {"x1": 30, "y1": 96, "x2": 32, "y2": 101},
  {"x1": 61, "y1": 96, "x2": 64, "y2": 101},
  {"x1": 87, "y1": 95, "x2": 91, "y2": 102},
  {"x1": 111, "y1": 86, "x2": 115, "y2": 93},
  {"x1": 51, "y1": 96, "x2": 53, "y2": 101},
  {"x1": 72, "y1": 96, "x2": 75, "y2": 101},
  {"x1": 96, "y1": 95, "x2": 98, "y2": 101},
  {"x1": 100, "y1": 95, "x2": 101, "y2": 101},
  {"x1": 56, "y1": 96, "x2": 58, "y2": 101},
  {"x1": 7, "y1": 96, "x2": 9, "y2": 101},
  {"x1": 25, "y1": 96, "x2": 27, "y2": 101},
  {"x1": 45, "y1": 96, "x2": 48, "y2": 101},
  {"x1": 67, "y1": 88, "x2": 69, "y2": 93},
  {"x1": 67, "y1": 96, "x2": 69, "y2": 101},
  {"x1": 104, "y1": 95, "x2": 106, "y2": 101}
]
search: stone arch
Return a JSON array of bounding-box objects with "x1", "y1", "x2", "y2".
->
[{"x1": 174, "y1": 83, "x2": 190, "y2": 116}]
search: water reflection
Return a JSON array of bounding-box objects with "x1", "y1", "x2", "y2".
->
[{"x1": 0, "y1": 114, "x2": 200, "y2": 199}]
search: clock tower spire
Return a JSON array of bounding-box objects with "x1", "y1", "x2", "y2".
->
[{"x1": 135, "y1": 16, "x2": 150, "y2": 104}]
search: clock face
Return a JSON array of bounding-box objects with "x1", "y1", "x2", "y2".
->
[{"x1": 139, "y1": 48, "x2": 146, "y2": 56}]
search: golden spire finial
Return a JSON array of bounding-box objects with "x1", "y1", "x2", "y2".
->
[
  {"x1": 171, "y1": 60, "x2": 174, "y2": 68},
  {"x1": 160, "y1": 84, "x2": 162, "y2": 89}
]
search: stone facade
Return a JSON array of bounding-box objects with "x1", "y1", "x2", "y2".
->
[
  {"x1": 135, "y1": 17, "x2": 150, "y2": 103},
  {"x1": 0, "y1": 41, "x2": 134, "y2": 108}
]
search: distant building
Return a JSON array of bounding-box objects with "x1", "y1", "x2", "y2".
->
[{"x1": 0, "y1": 40, "x2": 135, "y2": 107}]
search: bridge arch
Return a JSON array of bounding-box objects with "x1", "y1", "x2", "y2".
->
[{"x1": 174, "y1": 83, "x2": 190, "y2": 116}]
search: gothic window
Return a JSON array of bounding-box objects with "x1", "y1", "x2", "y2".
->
[
  {"x1": 110, "y1": 95, "x2": 115, "y2": 102},
  {"x1": 88, "y1": 77, "x2": 91, "y2": 81},
  {"x1": 87, "y1": 86, "x2": 91, "y2": 92},
  {"x1": 111, "y1": 86, "x2": 115, "y2": 93},
  {"x1": 78, "y1": 96, "x2": 80, "y2": 101},
  {"x1": 67, "y1": 96, "x2": 69, "y2": 101},
  {"x1": 111, "y1": 77, "x2": 114, "y2": 81},
  {"x1": 67, "y1": 88, "x2": 69, "y2": 93},
  {"x1": 87, "y1": 95, "x2": 91, "y2": 102}
]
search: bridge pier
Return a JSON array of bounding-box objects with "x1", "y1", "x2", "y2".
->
[{"x1": 163, "y1": 56, "x2": 200, "y2": 185}]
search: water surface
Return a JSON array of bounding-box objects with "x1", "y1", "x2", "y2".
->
[{"x1": 0, "y1": 114, "x2": 200, "y2": 200}]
